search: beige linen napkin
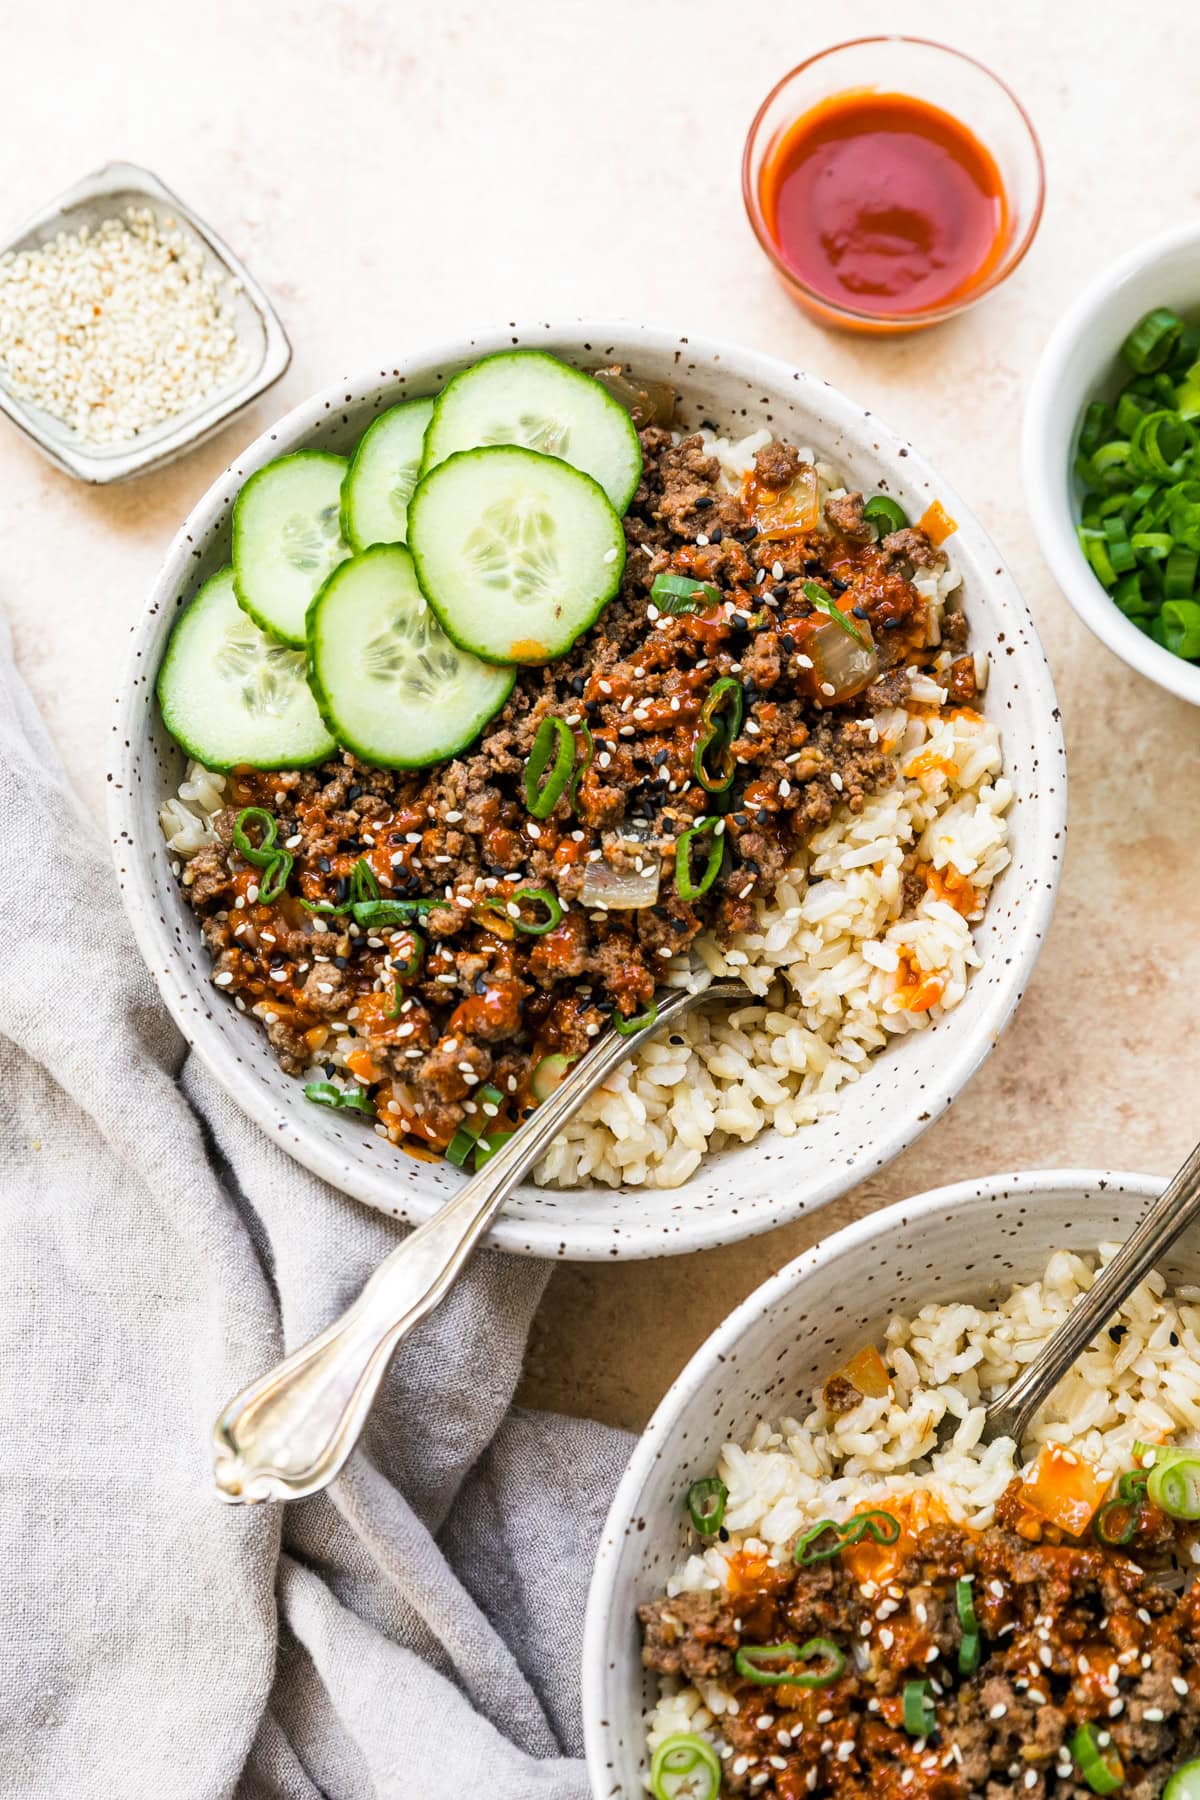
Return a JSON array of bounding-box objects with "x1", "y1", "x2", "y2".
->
[{"x1": 0, "y1": 615, "x2": 632, "y2": 1799}]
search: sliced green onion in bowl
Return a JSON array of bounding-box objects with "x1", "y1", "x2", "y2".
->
[
  {"x1": 1070, "y1": 1722, "x2": 1125, "y2": 1795},
  {"x1": 649, "y1": 1732, "x2": 722, "y2": 1800},
  {"x1": 955, "y1": 1576, "x2": 978, "y2": 1634},
  {"x1": 1121, "y1": 305, "x2": 1185, "y2": 374},
  {"x1": 1148, "y1": 1452, "x2": 1200, "y2": 1518},
  {"x1": 304, "y1": 1081, "x2": 374, "y2": 1117},
  {"x1": 256, "y1": 850, "x2": 293, "y2": 903},
  {"x1": 734, "y1": 1637, "x2": 844, "y2": 1688},
  {"x1": 233, "y1": 806, "x2": 280, "y2": 868},
  {"x1": 1164, "y1": 1759, "x2": 1200, "y2": 1800},
  {"x1": 675, "y1": 818, "x2": 724, "y2": 901},
  {"x1": 686, "y1": 1476, "x2": 728, "y2": 1535},
  {"x1": 1163, "y1": 600, "x2": 1200, "y2": 660},
  {"x1": 902, "y1": 1679, "x2": 936, "y2": 1737},
  {"x1": 613, "y1": 1001, "x2": 659, "y2": 1037},
  {"x1": 862, "y1": 494, "x2": 909, "y2": 535},
  {"x1": 650, "y1": 571, "x2": 722, "y2": 614},
  {"x1": 523, "y1": 715, "x2": 576, "y2": 819}
]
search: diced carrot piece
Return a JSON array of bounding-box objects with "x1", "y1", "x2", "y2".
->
[{"x1": 1017, "y1": 1443, "x2": 1111, "y2": 1537}]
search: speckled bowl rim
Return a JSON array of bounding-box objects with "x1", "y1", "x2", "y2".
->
[
  {"x1": 108, "y1": 319, "x2": 1066, "y2": 1261},
  {"x1": 581, "y1": 1166, "x2": 1166, "y2": 1794}
]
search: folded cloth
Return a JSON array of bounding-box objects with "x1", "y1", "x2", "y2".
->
[{"x1": 0, "y1": 614, "x2": 634, "y2": 1799}]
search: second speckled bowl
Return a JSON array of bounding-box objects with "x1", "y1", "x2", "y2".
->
[
  {"x1": 581, "y1": 1168, "x2": 1166, "y2": 1795},
  {"x1": 108, "y1": 321, "x2": 1065, "y2": 1259}
]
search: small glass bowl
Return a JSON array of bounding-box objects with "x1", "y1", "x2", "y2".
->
[{"x1": 742, "y1": 37, "x2": 1045, "y2": 334}]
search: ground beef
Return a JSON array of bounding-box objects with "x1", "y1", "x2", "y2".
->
[
  {"x1": 178, "y1": 413, "x2": 972, "y2": 1155},
  {"x1": 824, "y1": 491, "x2": 875, "y2": 543},
  {"x1": 639, "y1": 1489, "x2": 1200, "y2": 1800},
  {"x1": 881, "y1": 525, "x2": 944, "y2": 569}
]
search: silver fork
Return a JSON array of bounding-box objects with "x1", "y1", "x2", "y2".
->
[
  {"x1": 973, "y1": 1140, "x2": 1200, "y2": 1449},
  {"x1": 211, "y1": 979, "x2": 748, "y2": 1505}
]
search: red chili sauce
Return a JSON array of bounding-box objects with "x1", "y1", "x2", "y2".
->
[{"x1": 760, "y1": 90, "x2": 1007, "y2": 317}]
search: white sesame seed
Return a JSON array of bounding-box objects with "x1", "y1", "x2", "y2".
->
[
  {"x1": 820, "y1": 681, "x2": 836, "y2": 697},
  {"x1": 772, "y1": 561, "x2": 785, "y2": 581},
  {"x1": 0, "y1": 206, "x2": 246, "y2": 442},
  {"x1": 989, "y1": 1704, "x2": 1007, "y2": 1720},
  {"x1": 213, "y1": 971, "x2": 234, "y2": 986},
  {"x1": 1174, "y1": 1677, "x2": 1190, "y2": 1697}
]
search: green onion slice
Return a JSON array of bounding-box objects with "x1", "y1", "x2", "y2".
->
[
  {"x1": 1070, "y1": 1722, "x2": 1125, "y2": 1795},
  {"x1": 803, "y1": 580, "x2": 868, "y2": 646},
  {"x1": 651, "y1": 571, "x2": 722, "y2": 614},
  {"x1": 613, "y1": 1001, "x2": 659, "y2": 1037},
  {"x1": 233, "y1": 807, "x2": 279, "y2": 868},
  {"x1": 903, "y1": 1679, "x2": 936, "y2": 1737},
  {"x1": 1093, "y1": 1497, "x2": 1138, "y2": 1547},
  {"x1": 734, "y1": 1637, "x2": 845, "y2": 1688},
  {"x1": 446, "y1": 1119, "x2": 484, "y2": 1167},
  {"x1": 686, "y1": 1477, "x2": 728, "y2": 1535},
  {"x1": 1164, "y1": 1759, "x2": 1200, "y2": 1800},
  {"x1": 863, "y1": 494, "x2": 909, "y2": 535},
  {"x1": 955, "y1": 1576, "x2": 978, "y2": 1635},
  {"x1": 1149, "y1": 1453, "x2": 1200, "y2": 1519},
  {"x1": 473, "y1": 1129, "x2": 513, "y2": 1171},
  {"x1": 649, "y1": 1733, "x2": 722, "y2": 1800},
  {"x1": 256, "y1": 851, "x2": 293, "y2": 904},
  {"x1": 844, "y1": 1508, "x2": 900, "y2": 1546},
  {"x1": 693, "y1": 676, "x2": 744, "y2": 794},
  {"x1": 303, "y1": 1081, "x2": 374, "y2": 1117},
  {"x1": 958, "y1": 1631, "x2": 980, "y2": 1674},
  {"x1": 1121, "y1": 306, "x2": 1185, "y2": 374},
  {"x1": 1163, "y1": 599, "x2": 1200, "y2": 659},
  {"x1": 793, "y1": 1518, "x2": 845, "y2": 1565},
  {"x1": 675, "y1": 819, "x2": 724, "y2": 902},
  {"x1": 568, "y1": 720, "x2": 595, "y2": 812},
  {"x1": 524, "y1": 716, "x2": 576, "y2": 819}
]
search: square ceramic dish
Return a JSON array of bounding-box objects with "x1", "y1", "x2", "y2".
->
[
  {"x1": 0, "y1": 160, "x2": 290, "y2": 482},
  {"x1": 108, "y1": 322, "x2": 1066, "y2": 1260}
]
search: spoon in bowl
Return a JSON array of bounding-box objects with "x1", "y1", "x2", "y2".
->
[{"x1": 211, "y1": 979, "x2": 748, "y2": 1505}]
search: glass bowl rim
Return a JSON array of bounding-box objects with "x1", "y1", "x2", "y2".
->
[{"x1": 740, "y1": 34, "x2": 1047, "y2": 328}]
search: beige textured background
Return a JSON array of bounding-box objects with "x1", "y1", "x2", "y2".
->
[{"x1": 2, "y1": 0, "x2": 1197, "y2": 1429}]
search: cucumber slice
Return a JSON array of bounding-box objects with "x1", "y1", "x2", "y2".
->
[
  {"x1": 420, "y1": 350, "x2": 642, "y2": 513},
  {"x1": 233, "y1": 450, "x2": 351, "y2": 648},
  {"x1": 306, "y1": 544, "x2": 514, "y2": 768},
  {"x1": 340, "y1": 397, "x2": 435, "y2": 551},
  {"x1": 157, "y1": 566, "x2": 336, "y2": 771},
  {"x1": 408, "y1": 446, "x2": 625, "y2": 665}
]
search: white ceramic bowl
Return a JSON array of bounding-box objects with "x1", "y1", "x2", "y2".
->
[
  {"x1": 1024, "y1": 223, "x2": 1200, "y2": 706},
  {"x1": 109, "y1": 321, "x2": 1065, "y2": 1261},
  {"x1": 581, "y1": 1167, "x2": 1166, "y2": 1796}
]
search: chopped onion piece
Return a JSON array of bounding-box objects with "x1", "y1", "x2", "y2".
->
[
  {"x1": 590, "y1": 365, "x2": 677, "y2": 429},
  {"x1": 808, "y1": 614, "x2": 879, "y2": 703},
  {"x1": 580, "y1": 822, "x2": 661, "y2": 909},
  {"x1": 753, "y1": 463, "x2": 820, "y2": 538}
]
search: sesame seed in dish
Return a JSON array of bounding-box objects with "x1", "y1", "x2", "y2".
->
[{"x1": 0, "y1": 206, "x2": 244, "y2": 443}]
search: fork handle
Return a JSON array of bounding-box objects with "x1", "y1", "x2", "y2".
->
[
  {"x1": 211, "y1": 985, "x2": 708, "y2": 1503},
  {"x1": 985, "y1": 1142, "x2": 1200, "y2": 1446}
]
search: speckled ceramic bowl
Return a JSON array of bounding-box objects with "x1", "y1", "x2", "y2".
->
[
  {"x1": 108, "y1": 322, "x2": 1066, "y2": 1260},
  {"x1": 581, "y1": 1167, "x2": 1167, "y2": 1795}
]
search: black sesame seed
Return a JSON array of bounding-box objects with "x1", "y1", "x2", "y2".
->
[
  {"x1": 781, "y1": 635, "x2": 796, "y2": 653},
  {"x1": 333, "y1": 954, "x2": 349, "y2": 969},
  {"x1": 347, "y1": 784, "x2": 362, "y2": 801},
  {"x1": 883, "y1": 618, "x2": 901, "y2": 631},
  {"x1": 570, "y1": 674, "x2": 586, "y2": 695},
  {"x1": 709, "y1": 527, "x2": 723, "y2": 544},
  {"x1": 756, "y1": 808, "x2": 771, "y2": 826},
  {"x1": 739, "y1": 526, "x2": 759, "y2": 543},
  {"x1": 852, "y1": 606, "x2": 869, "y2": 619},
  {"x1": 324, "y1": 1063, "x2": 337, "y2": 1078},
  {"x1": 828, "y1": 575, "x2": 848, "y2": 595},
  {"x1": 1109, "y1": 1325, "x2": 1128, "y2": 1343},
  {"x1": 694, "y1": 494, "x2": 714, "y2": 510},
  {"x1": 335, "y1": 876, "x2": 351, "y2": 901},
  {"x1": 1172, "y1": 1331, "x2": 1181, "y2": 1347},
  {"x1": 804, "y1": 558, "x2": 824, "y2": 574},
  {"x1": 317, "y1": 856, "x2": 332, "y2": 873},
  {"x1": 772, "y1": 584, "x2": 789, "y2": 602}
]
